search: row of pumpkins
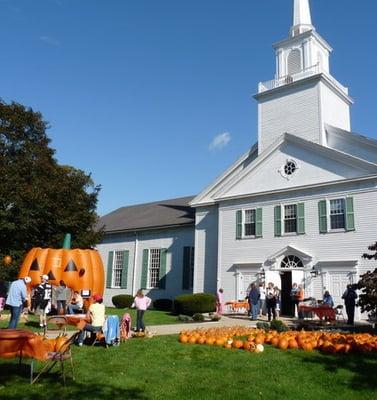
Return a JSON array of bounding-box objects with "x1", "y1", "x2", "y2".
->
[{"x1": 178, "y1": 326, "x2": 377, "y2": 354}]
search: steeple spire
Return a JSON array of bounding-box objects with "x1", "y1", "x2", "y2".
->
[{"x1": 291, "y1": 0, "x2": 314, "y2": 37}]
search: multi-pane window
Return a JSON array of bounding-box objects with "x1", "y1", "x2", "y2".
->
[
  {"x1": 284, "y1": 204, "x2": 297, "y2": 233},
  {"x1": 330, "y1": 199, "x2": 345, "y2": 229},
  {"x1": 148, "y1": 249, "x2": 161, "y2": 288},
  {"x1": 112, "y1": 251, "x2": 125, "y2": 287},
  {"x1": 244, "y1": 209, "x2": 256, "y2": 236}
]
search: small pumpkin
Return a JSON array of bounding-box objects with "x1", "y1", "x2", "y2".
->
[
  {"x1": 3, "y1": 255, "x2": 12, "y2": 266},
  {"x1": 18, "y1": 234, "x2": 104, "y2": 301}
]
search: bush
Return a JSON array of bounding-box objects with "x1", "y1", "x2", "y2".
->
[
  {"x1": 153, "y1": 298, "x2": 173, "y2": 312},
  {"x1": 256, "y1": 322, "x2": 270, "y2": 331},
  {"x1": 174, "y1": 293, "x2": 216, "y2": 316},
  {"x1": 177, "y1": 314, "x2": 192, "y2": 322},
  {"x1": 211, "y1": 314, "x2": 221, "y2": 321},
  {"x1": 112, "y1": 294, "x2": 134, "y2": 309},
  {"x1": 269, "y1": 319, "x2": 288, "y2": 332},
  {"x1": 192, "y1": 313, "x2": 205, "y2": 322}
]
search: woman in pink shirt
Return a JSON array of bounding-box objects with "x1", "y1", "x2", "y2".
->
[{"x1": 134, "y1": 289, "x2": 151, "y2": 332}]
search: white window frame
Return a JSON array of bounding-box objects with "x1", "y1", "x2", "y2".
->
[
  {"x1": 242, "y1": 209, "x2": 256, "y2": 238},
  {"x1": 329, "y1": 198, "x2": 346, "y2": 231},
  {"x1": 112, "y1": 250, "x2": 125, "y2": 288},
  {"x1": 283, "y1": 204, "x2": 297, "y2": 235},
  {"x1": 147, "y1": 248, "x2": 161, "y2": 289}
]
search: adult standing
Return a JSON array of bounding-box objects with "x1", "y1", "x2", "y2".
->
[
  {"x1": 248, "y1": 283, "x2": 260, "y2": 320},
  {"x1": 265, "y1": 282, "x2": 277, "y2": 322},
  {"x1": 216, "y1": 288, "x2": 224, "y2": 315},
  {"x1": 6, "y1": 277, "x2": 31, "y2": 328},
  {"x1": 134, "y1": 289, "x2": 151, "y2": 332},
  {"x1": 342, "y1": 284, "x2": 358, "y2": 325},
  {"x1": 55, "y1": 280, "x2": 71, "y2": 315},
  {"x1": 296, "y1": 285, "x2": 305, "y2": 318},
  {"x1": 77, "y1": 294, "x2": 106, "y2": 346},
  {"x1": 32, "y1": 275, "x2": 52, "y2": 327},
  {"x1": 290, "y1": 283, "x2": 299, "y2": 317},
  {"x1": 259, "y1": 283, "x2": 266, "y2": 316}
]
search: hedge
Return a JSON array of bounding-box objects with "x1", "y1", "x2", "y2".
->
[
  {"x1": 174, "y1": 293, "x2": 216, "y2": 316},
  {"x1": 112, "y1": 294, "x2": 134, "y2": 308},
  {"x1": 153, "y1": 298, "x2": 173, "y2": 312}
]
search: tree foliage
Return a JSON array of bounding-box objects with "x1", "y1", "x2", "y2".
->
[
  {"x1": 0, "y1": 100, "x2": 102, "y2": 281},
  {"x1": 358, "y1": 242, "x2": 377, "y2": 319}
]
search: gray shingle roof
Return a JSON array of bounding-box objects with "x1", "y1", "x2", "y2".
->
[{"x1": 98, "y1": 196, "x2": 196, "y2": 233}]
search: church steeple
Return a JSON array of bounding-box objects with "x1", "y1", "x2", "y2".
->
[
  {"x1": 254, "y1": 0, "x2": 353, "y2": 154},
  {"x1": 291, "y1": 0, "x2": 313, "y2": 37}
]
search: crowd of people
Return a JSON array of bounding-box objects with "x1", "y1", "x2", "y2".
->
[{"x1": 215, "y1": 281, "x2": 359, "y2": 326}]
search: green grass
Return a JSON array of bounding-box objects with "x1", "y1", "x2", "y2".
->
[
  {"x1": 0, "y1": 308, "x2": 178, "y2": 331},
  {"x1": 0, "y1": 335, "x2": 376, "y2": 400}
]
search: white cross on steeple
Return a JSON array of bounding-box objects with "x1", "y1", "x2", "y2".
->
[{"x1": 291, "y1": 0, "x2": 314, "y2": 37}]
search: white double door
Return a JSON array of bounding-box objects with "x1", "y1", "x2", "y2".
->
[{"x1": 237, "y1": 272, "x2": 258, "y2": 300}]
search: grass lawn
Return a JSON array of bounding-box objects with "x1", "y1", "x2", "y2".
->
[
  {"x1": 0, "y1": 335, "x2": 376, "y2": 400},
  {"x1": 0, "y1": 308, "x2": 178, "y2": 331}
]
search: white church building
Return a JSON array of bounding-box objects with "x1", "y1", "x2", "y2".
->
[{"x1": 97, "y1": 0, "x2": 377, "y2": 319}]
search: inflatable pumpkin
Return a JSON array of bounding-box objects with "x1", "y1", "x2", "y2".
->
[{"x1": 18, "y1": 234, "x2": 105, "y2": 301}]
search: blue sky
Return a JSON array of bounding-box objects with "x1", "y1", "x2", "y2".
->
[{"x1": 1, "y1": 0, "x2": 376, "y2": 215}]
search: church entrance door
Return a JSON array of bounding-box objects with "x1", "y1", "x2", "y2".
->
[{"x1": 280, "y1": 271, "x2": 293, "y2": 316}]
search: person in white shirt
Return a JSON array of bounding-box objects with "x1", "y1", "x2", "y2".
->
[{"x1": 259, "y1": 283, "x2": 266, "y2": 316}]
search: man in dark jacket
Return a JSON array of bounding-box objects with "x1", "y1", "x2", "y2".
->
[
  {"x1": 342, "y1": 284, "x2": 358, "y2": 325},
  {"x1": 248, "y1": 283, "x2": 260, "y2": 321}
]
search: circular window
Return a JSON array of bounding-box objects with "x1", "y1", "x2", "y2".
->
[
  {"x1": 284, "y1": 160, "x2": 297, "y2": 176},
  {"x1": 280, "y1": 255, "x2": 303, "y2": 269}
]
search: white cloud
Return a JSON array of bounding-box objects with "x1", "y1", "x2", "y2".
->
[
  {"x1": 40, "y1": 35, "x2": 60, "y2": 47},
  {"x1": 208, "y1": 132, "x2": 231, "y2": 151}
]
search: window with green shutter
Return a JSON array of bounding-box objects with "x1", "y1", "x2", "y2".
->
[
  {"x1": 318, "y1": 200, "x2": 328, "y2": 233},
  {"x1": 255, "y1": 208, "x2": 263, "y2": 237},
  {"x1": 297, "y1": 203, "x2": 305, "y2": 234},
  {"x1": 120, "y1": 250, "x2": 129, "y2": 289},
  {"x1": 106, "y1": 251, "x2": 114, "y2": 288},
  {"x1": 182, "y1": 246, "x2": 194, "y2": 290},
  {"x1": 345, "y1": 197, "x2": 355, "y2": 231},
  {"x1": 140, "y1": 249, "x2": 149, "y2": 289},
  {"x1": 236, "y1": 210, "x2": 242, "y2": 239},
  {"x1": 274, "y1": 205, "x2": 282, "y2": 236},
  {"x1": 158, "y1": 248, "x2": 168, "y2": 290}
]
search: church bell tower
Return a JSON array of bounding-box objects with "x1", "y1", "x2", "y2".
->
[{"x1": 254, "y1": 0, "x2": 353, "y2": 154}]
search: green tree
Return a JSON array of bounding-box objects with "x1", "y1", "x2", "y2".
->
[
  {"x1": 0, "y1": 100, "x2": 102, "y2": 281},
  {"x1": 358, "y1": 242, "x2": 377, "y2": 321}
]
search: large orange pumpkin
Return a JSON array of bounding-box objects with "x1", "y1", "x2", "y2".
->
[{"x1": 18, "y1": 234, "x2": 104, "y2": 301}]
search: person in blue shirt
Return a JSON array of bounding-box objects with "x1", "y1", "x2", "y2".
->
[
  {"x1": 323, "y1": 291, "x2": 334, "y2": 308},
  {"x1": 6, "y1": 277, "x2": 31, "y2": 329}
]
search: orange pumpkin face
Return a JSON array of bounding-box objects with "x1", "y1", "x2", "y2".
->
[{"x1": 18, "y1": 247, "x2": 104, "y2": 298}]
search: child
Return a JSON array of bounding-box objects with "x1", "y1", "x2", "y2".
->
[{"x1": 134, "y1": 289, "x2": 151, "y2": 332}]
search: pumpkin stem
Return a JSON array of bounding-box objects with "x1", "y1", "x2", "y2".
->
[{"x1": 63, "y1": 233, "x2": 71, "y2": 249}]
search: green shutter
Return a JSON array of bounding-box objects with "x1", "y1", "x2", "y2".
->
[
  {"x1": 274, "y1": 205, "x2": 282, "y2": 237},
  {"x1": 255, "y1": 208, "x2": 263, "y2": 238},
  {"x1": 318, "y1": 200, "x2": 328, "y2": 233},
  {"x1": 182, "y1": 247, "x2": 191, "y2": 290},
  {"x1": 236, "y1": 210, "x2": 242, "y2": 239},
  {"x1": 297, "y1": 203, "x2": 305, "y2": 234},
  {"x1": 345, "y1": 197, "x2": 355, "y2": 231},
  {"x1": 120, "y1": 250, "x2": 129, "y2": 289},
  {"x1": 159, "y1": 248, "x2": 168, "y2": 290},
  {"x1": 106, "y1": 251, "x2": 114, "y2": 288},
  {"x1": 141, "y1": 249, "x2": 149, "y2": 289}
]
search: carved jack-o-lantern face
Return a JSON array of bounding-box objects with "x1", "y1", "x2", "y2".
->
[{"x1": 18, "y1": 239, "x2": 104, "y2": 299}]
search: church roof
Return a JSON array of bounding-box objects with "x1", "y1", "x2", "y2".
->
[{"x1": 98, "y1": 195, "x2": 195, "y2": 234}]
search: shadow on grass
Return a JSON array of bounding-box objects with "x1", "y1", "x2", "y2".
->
[
  {"x1": 286, "y1": 350, "x2": 377, "y2": 391},
  {"x1": 0, "y1": 363, "x2": 147, "y2": 400}
]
